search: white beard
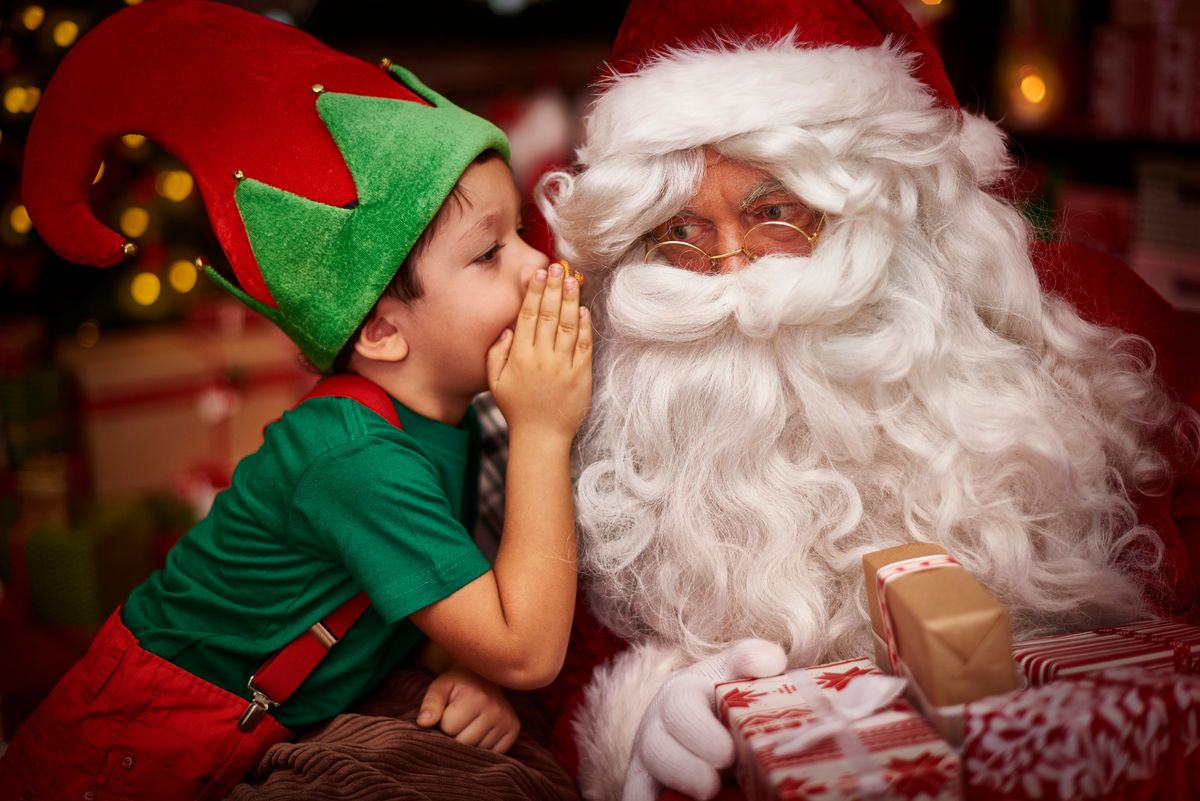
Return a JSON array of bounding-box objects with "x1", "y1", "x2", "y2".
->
[{"x1": 575, "y1": 232, "x2": 1178, "y2": 668}]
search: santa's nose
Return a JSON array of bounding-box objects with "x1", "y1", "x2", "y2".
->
[
  {"x1": 709, "y1": 229, "x2": 753, "y2": 274},
  {"x1": 712, "y1": 250, "x2": 752, "y2": 274}
]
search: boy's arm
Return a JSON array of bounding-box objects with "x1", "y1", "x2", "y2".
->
[{"x1": 409, "y1": 263, "x2": 590, "y2": 690}]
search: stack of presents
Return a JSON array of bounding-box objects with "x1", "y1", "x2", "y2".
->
[
  {"x1": 716, "y1": 543, "x2": 1199, "y2": 800},
  {"x1": 0, "y1": 306, "x2": 314, "y2": 738}
]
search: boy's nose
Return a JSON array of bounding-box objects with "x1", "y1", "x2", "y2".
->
[{"x1": 519, "y1": 242, "x2": 550, "y2": 288}]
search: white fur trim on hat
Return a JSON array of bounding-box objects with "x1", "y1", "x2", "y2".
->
[{"x1": 580, "y1": 38, "x2": 1009, "y2": 185}]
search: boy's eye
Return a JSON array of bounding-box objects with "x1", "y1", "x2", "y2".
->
[{"x1": 474, "y1": 243, "x2": 503, "y2": 265}]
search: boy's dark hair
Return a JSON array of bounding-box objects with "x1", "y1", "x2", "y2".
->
[{"x1": 328, "y1": 152, "x2": 498, "y2": 374}]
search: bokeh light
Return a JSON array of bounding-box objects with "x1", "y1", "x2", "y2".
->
[
  {"x1": 119, "y1": 207, "x2": 150, "y2": 238},
  {"x1": 21, "y1": 6, "x2": 45, "y2": 30},
  {"x1": 76, "y1": 319, "x2": 101, "y2": 348},
  {"x1": 1020, "y1": 72, "x2": 1048, "y2": 105},
  {"x1": 130, "y1": 272, "x2": 161, "y2": 306},
  {"x1": 52, "y1": 20, "x2": 80, "y2": 48},
  {"x1": 10, "y1": 205, "x2": 33, "y2": 235},
  {"x1": 168, "y1": 259, "x2": 199, "y2": 293},
  {"x1": 156, "y1": 170, "x2": 194, "y2": 202}
]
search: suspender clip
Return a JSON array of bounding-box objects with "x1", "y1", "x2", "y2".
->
[{"x1": 237, "y1": 682, "x2": 278, "y2": 732}]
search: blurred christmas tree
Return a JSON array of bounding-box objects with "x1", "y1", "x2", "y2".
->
[{"x1": 1, "y1": 1, "x2": 262, "y2": 350}]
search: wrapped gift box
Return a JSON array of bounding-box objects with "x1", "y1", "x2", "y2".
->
[
  {"x1": 1090, "y1": 26, "x2": 1200, "y2": 140},
  {"x1": 56, "y1": 323, "x2": 315, "y2": 499},
  {"x1": 2, "y1": 454, "x2": 76, "y2": 593},
  {"x1": 0, "y1": 365, "x2": 71, "y2": 468},
  {"x1": 862, "y1": 543, "x2": 1018, "y2": 743},
  {"x1": 716, "y1": 658, "x2": 961, "y2": 801},
  {"x1": 25, "y1": 500, "x2": 156, "y2": 628},
  {"x1": 962, "y1": 668, "x2": 1200, "y2": 801},
  {"x1": 1012, "y1": 617, "x2": 1200, "y2": 686}
]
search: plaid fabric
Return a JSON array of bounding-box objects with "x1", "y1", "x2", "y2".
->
[{"x1": 471, "y1": 392, "x2": 508, "y2": 563}]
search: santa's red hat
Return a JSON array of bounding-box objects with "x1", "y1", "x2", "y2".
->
[{"x1": 580, "y1": 0, "x2": 1008, "y2": 184}]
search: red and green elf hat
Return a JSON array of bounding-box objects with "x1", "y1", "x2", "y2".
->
[{"x1": 23, "y1": 0, "x2": 509, "y2": 372}]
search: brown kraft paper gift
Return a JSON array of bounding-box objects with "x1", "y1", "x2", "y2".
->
[{"x1": 862, "y1": 542, "x2": 1018, "y2": 743}]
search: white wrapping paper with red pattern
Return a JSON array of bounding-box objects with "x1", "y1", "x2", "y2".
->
[
  {"x1": 1012, "y1": 618, "x2": 1200, "y2": 686},
  {"x1": 715, "y1": 658, "x2": 961, "y2": 801},
  {"x1": 962, "y1": 667, "x2": 1200, "y2": 801}
]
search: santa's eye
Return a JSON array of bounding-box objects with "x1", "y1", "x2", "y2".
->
[
  {"x1": 748, "y1": 200, "x2": 819, "y2": 231},
  {"x1": 656, "y1": 218, "x2": 709, "y2": 245}
]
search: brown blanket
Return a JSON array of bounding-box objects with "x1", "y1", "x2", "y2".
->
[{"x1": 228, "y1": 670, "x2": 580, "y2": 801}]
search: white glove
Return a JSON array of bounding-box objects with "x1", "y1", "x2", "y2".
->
[{"x1": 621, "y1": 639, "x2": 788, "y2": 801}]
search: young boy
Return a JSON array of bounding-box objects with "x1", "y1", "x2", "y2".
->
[{"x1": 2, "y1": 2, "x2": 591, "y2": 799}]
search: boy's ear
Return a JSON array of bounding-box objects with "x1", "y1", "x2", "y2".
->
[{"x1": 353, "y1": 298, "x2": 409, "y2": 363}]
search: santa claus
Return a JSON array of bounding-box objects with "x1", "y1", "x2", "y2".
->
[{"x1": 536, "y1": 1, "x2": 1200, "y2": 799}]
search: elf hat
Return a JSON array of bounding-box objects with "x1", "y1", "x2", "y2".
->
[
  {"x1": 23, "y1": 0, "x2": 509, "y2": 372},
  {"x1": 580, "y1": 0, "x2": 1007, "y2": 184}
]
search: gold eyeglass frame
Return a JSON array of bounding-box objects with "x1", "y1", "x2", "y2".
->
[{"x1": 645, "y1": 214, "x2": 826, "y2": 273}]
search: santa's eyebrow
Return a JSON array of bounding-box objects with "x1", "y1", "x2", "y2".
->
[{"x1": 740, "y1": 179, "x2": 790, "y2": 209}]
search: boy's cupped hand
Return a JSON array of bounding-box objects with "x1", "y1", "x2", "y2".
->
[
  {"x1": 417, "y1": 666, "x2": 521, "y2": 753},
  {"x1": 487, "y1": 261, "x2": 593, "y2": 438}
]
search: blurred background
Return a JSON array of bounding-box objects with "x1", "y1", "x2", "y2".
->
[{"x1": 0, "y1": 0, "x2": 1198, "y2": 744}]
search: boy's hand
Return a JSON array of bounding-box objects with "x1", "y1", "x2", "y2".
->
[
  {"x1": 417, "y1": 667, "x2": 521, "y2": 753},
  {"x1": 487, "y1": 261, "x2": 593, "y2": 438}
]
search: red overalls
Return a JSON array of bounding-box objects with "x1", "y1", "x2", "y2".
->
[{"x1": 0, "y1": 375, "x2": 396, "y2": 801}]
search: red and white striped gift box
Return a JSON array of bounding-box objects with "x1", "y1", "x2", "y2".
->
[
  {"x1": 1012, "y1": 618, "x2": 1200, "y2": 686},
  {"x1": 716, "y1": 658, "x2": 961, "y2": 801}
]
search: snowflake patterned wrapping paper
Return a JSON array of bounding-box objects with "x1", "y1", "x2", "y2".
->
[
  {"x1": 961, "y1": 667, "x2": 1200, "y2": 801},
  {"x1": 1011, "y1": 618, "x2": 1200, "y2": 686},
  {"x1": 715, "y1": 658, "x2": 961, "y2": 801}
]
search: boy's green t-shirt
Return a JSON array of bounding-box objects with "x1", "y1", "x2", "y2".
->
[{"x1": 122, "y1": 394, "x2": 492, "y2": 728}]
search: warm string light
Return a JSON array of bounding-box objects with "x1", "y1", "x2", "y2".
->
[
  {"x1": 21, "y1": 5, "x2": 45, "y2": 30},
  {"x1": 156, "y1": 170, "x2": 194, "y2": 201},
  {"x1": 3, "y1": 86, "x2": 41, "y2": 115},
  {"x1": 1004, "y1": 57, "x2": 1059, "y2": 128},
  {"x1": 1020, "y1": 72, "x2": 1048, "y2": 104},
  {"x1": 10, "y1": 205, "x2": 33, "y2": 235},
  {"x1": 168, "y1": 259, "x2": 198, "y2": 293},
  {"x1": 119, "y1": 207, "x2": 149, "y2": 238},
  {"x1": 52, "y1": 20, "x2": 79, "y2": 48},
  {"x1": 130, "y1": 272, "x2": 161, "y2": 306}
]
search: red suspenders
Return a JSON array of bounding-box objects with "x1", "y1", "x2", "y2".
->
[{"x1": 237, "y1": 374, "x2": 399, "y2": 732}]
